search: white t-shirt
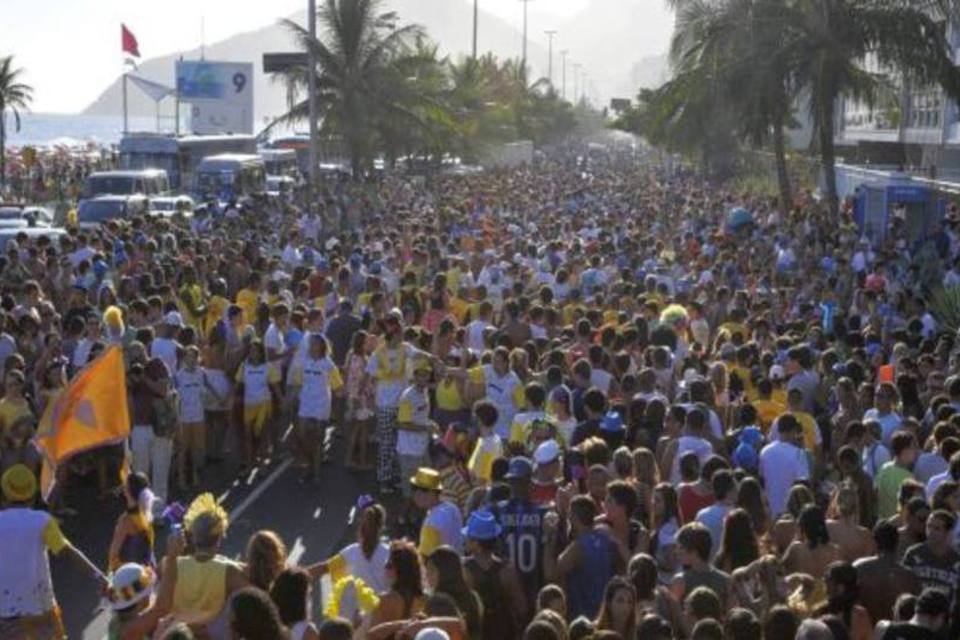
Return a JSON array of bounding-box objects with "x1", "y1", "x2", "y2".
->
[
  {"x1": 466, "y1": 319, "x2": 491, "y2": 352},
  {"x1": 175, "y1": 368, "x2": 206, "y2": 423},
  {"x1": 863, "y1": 409, "x2": 903, "y2": 445},
  {"x1": 396, "y1": 385, "x2": 431, "y2": 456},
  {"x1": 365, "y1": 343, "x2": 420, "y2": 409},
  {"x1": 590, "y1": 369, "x2": 614, "y2": 395},
  {"x1": 264, "y1": 323, "x2": 286, "y2": 358},
  {"x1": 0, "y1": 508, "x2": 62, "y2": 616},
  {"x1": 297, "y1": 356, "x2": 340, "y2": 420},
  {"x1": 338, "y1": 541, "x2": 390, "y2": 594},
  {"x1": 151, "y1": 337, "x2": 179, "y2": 375},
  {"x1": 760, "y1": 440, "x2": 810, "y2": 517}
]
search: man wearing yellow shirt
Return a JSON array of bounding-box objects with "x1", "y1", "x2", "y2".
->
[
  {"x1": 468, "y1": 400, "x2": 503, "y2": 484},
  {"x1": 769, "y1": 388, "x2": 822, "y2": 466},
  {"x1": 411, "y1": 468, "x2": 463, "y2": 557},
  {"x1": 752, "y1": 378, "x2": 786, "y2": 431}
]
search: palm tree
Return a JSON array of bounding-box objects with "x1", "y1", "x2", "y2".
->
[
  {"x1": 668, "y1": 0, "x2": 798, "y2": 208},
  {"x1": 787, "y1": 0, "x2": 960, "y2": 212},
  {"x1": 273, "y1": 0, "x2": 425, "y2": 177},
  {"x1": 0, "y1": 56, "x2": 33, "y2": 193}
]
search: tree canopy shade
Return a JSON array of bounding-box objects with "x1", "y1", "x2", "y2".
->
[
  {"x1": 267, "y1": 0, "x2": 587, "y2": 176},
  {"x1": 617, "y1": 0, "x2": 960, "y2": 212}
]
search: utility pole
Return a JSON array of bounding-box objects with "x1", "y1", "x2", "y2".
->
[
  {"x1": 560, "y1": 49, "x2": 568, "y2": 100},
  {"x1": 544, "y1": 30, "x2": 556, "y2": 88},
  {"x1": 520, "y1": 0, "x2": 532, "y2": 73},
  {"x1": 472, "y1": 0, "x2": 478, "y2": 59},
  {"x1": 573, "y1": 62, "x2": 582, "y2": 103},
  {"x1": 307, "y1": 0, "x2": 319, "y2": 202}
]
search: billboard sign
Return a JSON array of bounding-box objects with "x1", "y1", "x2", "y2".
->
[{"x1": 176, "y1": 60, "x2": 254, "y2": 134}]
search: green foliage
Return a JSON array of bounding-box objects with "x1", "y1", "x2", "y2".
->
[
  {"x1": 268, "y1": 0, "x2": 589, "y2": 174},
  {"x1": 0, "y1": 55, "x2": 34, "y2": 190},
  {"x1": 929, "y1": 285, "x2": 960, "y2": 335}
]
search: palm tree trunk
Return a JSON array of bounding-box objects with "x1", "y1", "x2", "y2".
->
[
  {"x1": 819, "y1": 99, "x2": 839, "y2": 215},
  {"x1": 772, "y1": 119, "x2": 792, "y2": 214},
  {"x1": 0, "y1": 114, "x2": 6, "y2": 193}
]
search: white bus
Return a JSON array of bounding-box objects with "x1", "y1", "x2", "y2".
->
[
  {"x1": 119, "y1": 133, "x2": 257, "y2": 191},
  {"x1": 193, "y1": 154, "x2": 267, "y2": 202},
  {"x1": 82, "y1": 170, "x2": 171, "y2": 199}
]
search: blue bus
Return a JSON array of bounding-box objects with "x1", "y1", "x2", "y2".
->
[{"x1": 119, "y1": 133, "x2": 257, "y2": 191}]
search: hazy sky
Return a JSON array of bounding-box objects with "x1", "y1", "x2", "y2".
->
[{"x1": 6, "y1": 0, "x2": 669, "y2": 113}]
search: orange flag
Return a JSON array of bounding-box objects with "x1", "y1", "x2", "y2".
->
[{"x1": 36, "y1": 345, "x2": 130, "y2": 498}]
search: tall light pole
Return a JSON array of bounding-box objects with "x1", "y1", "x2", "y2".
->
[
  {"x1": 573, "y1": 62, "x2": 582, "y2": 103},
  {"x1": 520, "y1": 0, "x2": 532, "y2": 73},
  {"x1": 544, "y1": 30, "x2": 556, "y2": 88},
  {"x1": 560, "y1": 49, "x2": 568, "y2": 100},
  {"x1": 472, "y1": 0, "x2": 478, "y2": 59},
  {"x1": 307, "y1": 0, "x2": 319, "y2": 200}
]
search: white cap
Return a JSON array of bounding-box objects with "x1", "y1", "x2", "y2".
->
[
  {"x1": 414, "y1": 629, "x2": 450, "y2": 640},
  {"x1": 534, "y1": 439, "x2": 561, "y2": 465},
  {"x1": 769, "y1": 364, "x2": 786, "y2": 380},
  {"x1": 163, "y1": 311, "x2": 184, "y2": 327}
]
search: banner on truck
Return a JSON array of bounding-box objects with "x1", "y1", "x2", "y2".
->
[{"x1": 176, "y1": 60, "x2": 254, "y2": 134}]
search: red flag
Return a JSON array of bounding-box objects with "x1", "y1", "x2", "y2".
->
[{"x1": 122, "y1": 23, "x2": 140, "y2": 58}]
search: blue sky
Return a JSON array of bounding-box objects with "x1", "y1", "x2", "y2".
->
[{"x1": 5, "y1": 0, "x2": 670, "y2": 113}]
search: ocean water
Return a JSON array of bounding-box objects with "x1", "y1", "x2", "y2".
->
[{"x1": 4, "y1": 113, "x2": 165, "y2": 147}]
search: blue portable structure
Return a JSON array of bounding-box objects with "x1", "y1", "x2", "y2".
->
[{"x1": 833, "y1": 165, "x2": 947, "y2": 248}]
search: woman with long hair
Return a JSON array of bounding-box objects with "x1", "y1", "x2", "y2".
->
[
  {"x1": 245, "y1": 530, "x2": 288, "y2": 591},
  {"x1": 425, "y1": 546, "x2": 483, "y2": 639},
  {"x1": 771, "y1": 484, "x2": 815, "y2": 555},
  {"x1": 369, "y1": 541, "x2": 425, "y2": 626},
  {"x1": 715, "y1": 509, "x2": 761, "y2": 573},
  {"x1": 229, "y1": 586, "x2": 288, "y2": 640},
  {"x1": 826, "y1": 483, "x2": 875, "y2": 562},
  {"x1": 108, "y1": 472, "x2": 157, "y2": 571},
  {"x1": 650, "y1": 483, "x2": 680, "y2": 580},
  {"x1": 308, "y1": 498, "x2": 389, "y2": 594},
  {"x1": 594, "y1": 576, "x2": 638, "y2": 640},
  {"x1": 633, "y1": 447, "x2": 659, "y2": 526},
  {"x1": 730, "y1": 555, "x2": 790, "y2": 619},
  {"x1": 783, "y1": 505, "x2": 841, "y2": 584},
  {"x1": 736, "y1": 477, "x2": 771, "y2": 539},
  {"x1": 813, "y1": 562, "x2": 872, "y2": 640}
]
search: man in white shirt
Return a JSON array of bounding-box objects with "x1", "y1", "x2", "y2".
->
[
  {"x1": 465, "y1": 301, "x2": 494, "y2": 353},
  {"x1": 927, "y1": 453, "x2": 960, "y2": 500},
  {"x1": 760, "y1": 414, "x2": 810, "y2": 517},
  {"x1": 151, "y1": 312, "x2": 184, "y2": 376}
]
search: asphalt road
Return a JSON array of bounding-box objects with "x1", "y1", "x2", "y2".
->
[{"x1": 52, "y1": 429, "x2": 372, "y2": 639}]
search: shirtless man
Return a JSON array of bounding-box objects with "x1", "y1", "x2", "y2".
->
[{"x1": 853, "y1": 521, "x2": 920, "y2": 624}]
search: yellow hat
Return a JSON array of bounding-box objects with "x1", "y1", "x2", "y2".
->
[
  {"x1": 2, "y1": 464, "x2": 37, "y2": 502},
  {"x1": 410, "y1": 467, "x2": 442, "y2": 492}
]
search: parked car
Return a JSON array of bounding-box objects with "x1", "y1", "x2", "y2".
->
[
  {"x1": 0, "y1": 205, "x2": 54, "y2": 226},
  {"x1": 148, "y1": 195, "x2": 195, "y2": 219}
]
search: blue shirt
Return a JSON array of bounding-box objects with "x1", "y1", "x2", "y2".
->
[
  {"x1": 695, "y1": 503, "x2": 731, "y2": 560},
  {"x1": 566, "y1": 530, "x2": 617, "y2": 620}
]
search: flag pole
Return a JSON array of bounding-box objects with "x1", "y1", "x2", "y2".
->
[{"x1": 123, "y1": 70, "x2": 129, "y2": 134}]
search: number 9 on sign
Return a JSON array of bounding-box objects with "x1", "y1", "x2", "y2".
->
[{"x1": 233, "y1": 72, "x2": 247, "y2": 93}]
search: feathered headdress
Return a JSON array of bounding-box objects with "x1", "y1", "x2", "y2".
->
[
  {"x1": 104, "y1": 305, "x2": 125, "y2": 334},
  {"x1": 183, "y1": 493, "x2": 229, "y2": 537}
]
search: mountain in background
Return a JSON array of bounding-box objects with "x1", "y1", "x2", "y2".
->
[{"x1": 82, "y1": 0, "x2": 671, "y2": 126}]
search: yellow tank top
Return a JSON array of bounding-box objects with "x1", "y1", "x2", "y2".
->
[
  {"x1": 172, "y1": 555, "x2": 235, "y2": 624},
  {"x1": 436, "y1": 379, "x2": 463, "y2": 411}
]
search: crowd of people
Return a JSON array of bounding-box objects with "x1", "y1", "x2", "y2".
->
[{"x1": 2, "y1": 145, "x2": 960, "y2": 640}]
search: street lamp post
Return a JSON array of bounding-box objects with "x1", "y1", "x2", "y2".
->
[
  {"x1": 520, "y1": 0, "x2": 532, "y2": 73},
  {"x1": 307, "y1": 0, "x2": 319, "y2": 199},
  {"x1": 560, "y1": 49, "x2": 568, "y2": 100},
  {"x1": 472, "y1": 0, "x2": 478, "y2": 59},
  {"x1": 544, "y1": 30, "x2": 556, "y2": 89},
  {"x1": 573, "y1": 62, "x2": 582, "y2": 103}
]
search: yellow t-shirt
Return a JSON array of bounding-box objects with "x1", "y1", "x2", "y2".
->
[
  {"x1": 0, "y1": 397, "x2": 34, "y2": 435},
  {"x1": 235, "y1": 289, "x2": 260, "y2": 328},
  {"x1": 449, "y1": 297, "x2": 470, "y2": 324},
  {"x1": 468, "y1": 433, "x2": 503, "y2": 484},
  {"x1": 435, "y1": 379, "x2": 463, "y2": 412},
  {"x1": 753, "y1": 399, "x2": 786, "y2": 430}
]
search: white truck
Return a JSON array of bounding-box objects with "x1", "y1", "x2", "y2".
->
[{"x1": 483, "y1": 140, "x2": 534, "y2": 169}]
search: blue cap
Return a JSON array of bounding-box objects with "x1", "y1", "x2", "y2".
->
[
  {"x1": 504, "y1": 456, "x2": 533, "y2": 480},
  {"x1": 369, "y1": 261, "x2": 383, "y2": 275},
  {"x1": 349, "y1": 253, "x2": 363, "y2": 266},
  {"x1": 93, "y1": 259, "x2": 108, "y2": 278},
  {"x1": 601, "y1": 410, "x2": 624, "y2": 433},
  {"x1": 462, "y1": 509, "x2": 502, "y2": 540},
  {"x1": 733, "y1": 442, "x2": 759, "y2": 471}
]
